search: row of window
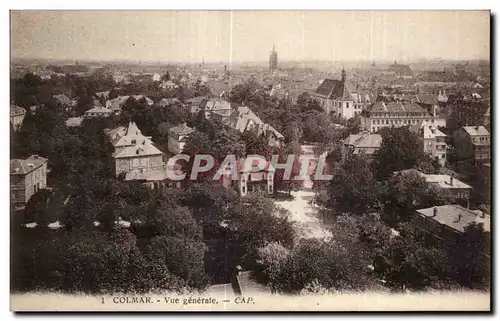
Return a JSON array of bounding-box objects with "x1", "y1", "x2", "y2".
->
[
  {"x1": 372, "y1": 112, "x2": 427, "y2": 118},
  {"x1": 372, "y1": 119, "x2": 421, "y2": 125}
]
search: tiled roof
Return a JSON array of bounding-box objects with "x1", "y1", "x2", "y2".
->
[
  {"x1": 107, "y1": 96, "x2": 130, "y2": 111},
  {"x1": 395, "y1": 169, "x2": 471, "y2": 190},
  {"x1": 344, "y1": 133, "x2": 382, "y2": 150},
  {"x1": 85, "y1": 106, "x2": 112, "y2": 114},
  {"x1": 113, "y1": 122, "x2": 153, "y2": 147},
  {"x1": 10, "y1": 105, "x2": 26, "y2": 117},
  {"x1": 230, "y1": 106, "x2": 284, "y2": 140},
  {"x1": 462, "y1": 125, "x2": 489, "y2": 137},
  {"x1": 367, "y1": 101, "x2": 428, "y2": 114},
  {"x1": 416, "y1": 94, "x2": 439, "y2": 106},
  {"x1": 422, "y1": 126, "x2": 446, "y2": 139},
  {"x1": 169, "y1": 123, "x2": 195, "y2": 136},
  {"x1": 10, "y1": 155, "x2": 48, "y2": 175},
  {"x1": 114, "y1": 143, "x2": 163, "y2": 159},
  {"x1": 314, "y1": 79, "x2": 350, "y2": 100},
  {"x1": 202, "y1": 98, "x2": 232, "y2": 111},
  {"x1": 417, "y1": 205, "x2": 490, "y2": 233}
]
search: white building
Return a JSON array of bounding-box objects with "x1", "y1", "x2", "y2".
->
[{"x1": 168, "y1": 123, "x2": 195, "y2": 154}]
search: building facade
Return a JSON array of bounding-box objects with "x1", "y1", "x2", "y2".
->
[
  {"x1": 411, "y1": 205, "x2": 490, "y2": 248},
  {"x1": 10, "y1": 104, "x2": 26, "y2": 131},
  {"x1": 168, "y1": 123, "x2": 195, "y2": 155},
  {"x1": 10, "y1": 155, "x2": 48, "y2": 207},
  {"x1": 313, "y1": 69, "x2": 361, "y2": 119},
  {"x1": 360, "y1": 101, "x2": 442, "y2": 133},
  {"x1": 422, "y1": 126, "x2": 447, "y2": 166},
  {"x1": 453, "y1": 126, "x2": 490, "y2": 162}
]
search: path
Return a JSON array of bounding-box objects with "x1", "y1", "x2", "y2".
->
[{"x1": 275, "y1": 180, "x2": 332, "y2": 240}]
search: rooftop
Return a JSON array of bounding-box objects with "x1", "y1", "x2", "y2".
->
[
  {"x1": 114, "y1": 143, "x2": 163, "y2": 159},
  {"x1": 368, "y1": 101, "x2": 429, "y2": 114},
  {"x1": 125, "y1": 169, "x2": 168, "y2": 182},
  {"x1": 462, "y1": 125, "x2": 489, "y2": 137},
  {"x1": 10, "y1": 155, "x2": 48, "y2": 175},
  {"x1": 395, "y1": 169, "x2": 471, "y2": 190},
  {"x1": 10, "y1": 104, "x2": 26, "y2": 116},
  {"x1": 417, "y1": 205, "x2": 490, "y2": 233},
  {"x1": 344, "y1": 133, "x2": 382, "y2": 150},
  {"x1": 169, "y1": 123, "x2": 195, "y2": 136},
  {"x1": 422, "y1": 126, "x2": 446, "y2": 139},
  {"x1": 314, "y1": 78, "x2": 350, "y2": 100}
]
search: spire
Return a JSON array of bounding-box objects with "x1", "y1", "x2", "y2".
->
[
  {"x1": 341, "y1": 66, "x2": 346, "y2": 83},
  {"x1": 272, "y1": 43, "x2": 275, "y2": 52}
]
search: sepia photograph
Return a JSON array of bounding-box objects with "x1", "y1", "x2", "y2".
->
[{"x1": 9, "y1": 10, "x2": 491, "y2": 311}]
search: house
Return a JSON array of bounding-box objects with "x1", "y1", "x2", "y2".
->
[
  {"x1": 105, "y1": 126, "x2": 128, "y2": 145},
  {"x1": 10, "y1": 155, "x2": 48, "y2": 207},
  {"x1": 342, "y1": 132, "x2": 382, "y2": 161},
  {"x1": 131, "y1": 95, "x2": 154, "y2": 106},
  {"x1": 360, "y1": 101, "x2": 433, "y2": 133},
  {"x1": 84, "y1": 106, "x2": 113, "y2": 118},
  {"x1": 313, "y1": 68, "x2": 361, "y2": 119},
  {"x1": 152, "y1": 73, "x2": 161, "y2": 82},
  {"x1": 412, "y1": 205, "x2": 490, "y2": 248},
  {"x1": 388, "y1": 62, "x2": 413, "y2": 77},
  {"x1": 187, "y1": 96, "x2": 208, "y2": 114},
  {"x1": 112, "y1": 122, "x2": 154, "y2": 155},
  {"x1": 220, "y1": 158, "x2": 275, "y2": 196},
  {"x1": 229, "y1": 106, "x2": 284, "y2": 147},
  {"x1": 421, "y1": 126, "x2": 447, "y2": 166},
  {"x1": 113, "y1": 123, "x2": 166, "y2": 188},
  {"x1": 106, "y1": 96, "x2": 130, "y2": 115},
  {"x1": 453, "y1": 126, "x2": 490, "y2": 162},
  {"x1": 10, "y1": 104, "x2": 26, "y2": 131},
  {"x1": 200, "y1": 98, "x2": 232, "y2": 120},
  {"x1": 53, "y1": 93, "x2": 77, "y2": 113},
  {"x1": 168, "y1": 123, "x2": 195, "y2": 154},
  {"x1": 160, "y1": 80, "x2": 179, "y2": 90},
  {"x1": 157, "y1": 98, "x2": 181, "y2": 108},
  {"x1": 396, "y1": 169, "x2": 472, "y2": 207}
]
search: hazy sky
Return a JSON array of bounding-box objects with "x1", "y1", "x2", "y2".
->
[{"x1": 11, "y1": 11, "x2": 490, "y2": 63}]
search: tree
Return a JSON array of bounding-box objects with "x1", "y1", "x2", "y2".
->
[
  {"x1": 24, "y1": 189, "x2": 54, "y2": 226},
  {"x1": 445, "y1": 222, "x2": 490, "y2": 289},
  {"x1": 147, "y1": 236, "x2": 209, "y2": 290},
  {"x1": 382, "y1": 170, "x2": 442, "y2": 225},
  {"x1": 372, "y1": 127, "x2": 427, "y2": 180},
  {"x1": 374, "y1": 235, "x2": 449, "y2": 291},
  {"x1": 324, "y1": 153, "x2": 382, "y2": 215}
]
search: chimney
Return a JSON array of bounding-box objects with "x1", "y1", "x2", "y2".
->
[
  {"x1": 455, "y1": 213, "x2": 463, "y2": 222},
  {"x1": 476, "y1": 125, "x2": 479, "y2": 130},
  {"x1": 433, "y1": 206, "x2": 438, "y2": 217},
  {"x1": 450, "y1": 177, "x2": 454, "y2": 186}
]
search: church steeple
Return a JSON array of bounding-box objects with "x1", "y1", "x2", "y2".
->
[{"x1": 341, "y1": 66, "x2": 346, "y2": 83}]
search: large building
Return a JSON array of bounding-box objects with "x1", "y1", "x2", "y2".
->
[
  {"x1": 269, "y1": 44, "x2": 278, "y2": 74},
  {"x1": 421, "y1": 125, "x2": 447, "y2": 166},
  {"x1": 10, "y1": 155, "x2": 48, "y2": 207},
  {"x1": 10, "y1": 104, "x2": 26, "y2": 131},
  {"x1": 360, "y1": 101, "x2": 441, "y2": 133},
  {"x1": 412, "y1": 205, "x2": 489, "y2": 248},
  {"x1": 112, "y1": 122, "x2": 166, "y2": 188},
  {"x1": 313, "y1": 69, "x2": 363, "y2": 119},
  {"x1": 396, "y1": 169, "x2": 472, "y2": 207},
  {"x1": 388, "y1": 61, "x2": 413, "y2": 77},
  {"x1": 453, "y1": 125, "x2": 490, "y2": 162}
]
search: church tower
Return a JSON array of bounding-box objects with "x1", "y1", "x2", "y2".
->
[{"x1": 269, "y1": 44, "x2": 278, "y2": 74}]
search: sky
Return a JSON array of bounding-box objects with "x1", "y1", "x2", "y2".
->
[{"x1": 11, "y1": 11, "x2": 490, "y2": 63}]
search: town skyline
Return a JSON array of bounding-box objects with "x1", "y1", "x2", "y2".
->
[{"x1": 11, "y1": 11, "x2": 490, "y2": 63}]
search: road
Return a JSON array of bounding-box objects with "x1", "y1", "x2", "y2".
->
[{"x1": 275, "y1": 180, "x2": 332, "y2": 240}]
